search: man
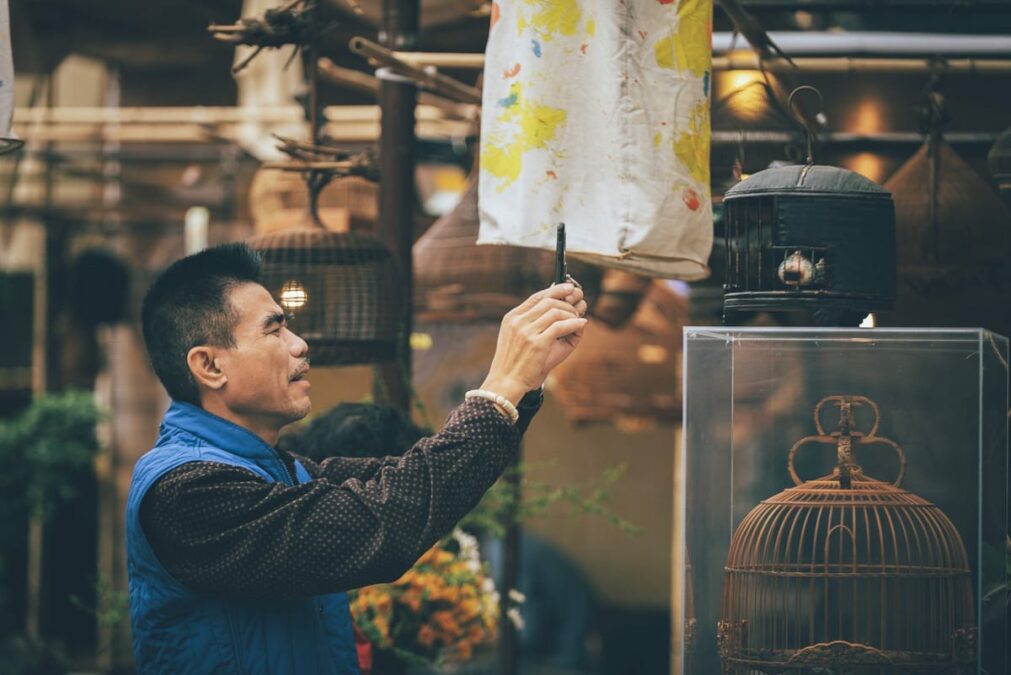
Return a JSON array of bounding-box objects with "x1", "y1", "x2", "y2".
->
[{"x1": 125, "y1": 243, "x2": 587, "y2": 674}]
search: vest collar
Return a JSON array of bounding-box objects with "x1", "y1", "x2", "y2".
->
[{"x1": 161, "y1": 400, "x2": 279, "y2": 461}]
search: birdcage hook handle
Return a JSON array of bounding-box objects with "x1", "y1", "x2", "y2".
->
[
  {"x1": 787, "y1": 434, "x2": 906, "y2": 487},
  {"x1": 789, "y1": 396, "x2": 907, "y2": 487},
  {"x1": 788, "y1": 85, "x2": 823, "y2": 166},
  {"x1": 814, "y1": 394, "x2": 880, "y2": 437}
]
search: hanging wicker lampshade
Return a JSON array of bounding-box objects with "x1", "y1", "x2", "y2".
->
[
  {"x1": 247, "y1": 170, "x2": 401, "y2": 366},
  {"x1": 988, "y1": 126, "x2": 1011, "y2": 201},
  {"x1": 549, "y1": 281, "x2": 687, "y2": 428},
  {"x1": 592, "y1": 270, "x2": 652, "y2": 329},
  {"x1": 880, "y1": 138, "x2": 1011, "y2": 333},
  {"x1": 414, "y1": 175, "x2": 603, "y2": 323},
  {"x1": 719, "y1": 395, "x2": 975, "y2": 673},
  {"x1": 249, "y1": 168, "x2": 379, "y2": 234}
]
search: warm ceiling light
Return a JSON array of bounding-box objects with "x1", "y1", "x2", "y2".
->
[
  {"x1": 847, "y1": 152, "x2": 886, "y2": 184},
  {"x1": 852, "y1": 100, "x2": 883, "y2": 135},
  {"x1": 718, "y1": 70, "x2": 769, "y2": 121}
]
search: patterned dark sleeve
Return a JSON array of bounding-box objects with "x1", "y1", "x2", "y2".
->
[
  {"x1": 296, "y1": 387, "x2": 543, "y2": 485},
  {"x1": 139, "y1": 398, "x2": 535, "y2": 599}
]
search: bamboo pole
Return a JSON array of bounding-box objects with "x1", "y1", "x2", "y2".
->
[
  {"x1": 317, "y1": 58, "x2": 474, "y2": 118},
  {"x1": 10, "y1": 105, "x2": 472, "y2": 143},
  {"x1": 351, "y1": 37, "x2": 482, "y2": 105},
  {"x1": 388, "y1": 51, "x2": 1011, "y2": 75},
  {"x1": 714, "y1": 55, "x2": 1011, "y2": 74}
]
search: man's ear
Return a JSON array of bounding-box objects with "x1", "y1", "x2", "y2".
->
[{"x1": 187, "y1": 346, "x2": 227, "y2": 392}]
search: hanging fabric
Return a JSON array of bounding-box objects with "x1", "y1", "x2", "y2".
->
[
  {"x1": 0, "y1": 0, "x2": 21, "y2": 154},
  {"x1": 478, "y1": 0, "x2": 713, "y2": 279}
]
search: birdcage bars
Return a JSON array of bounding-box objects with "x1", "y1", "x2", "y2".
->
[{"x1": 718, "y1": 396, "x2": 975, "y2": 674}]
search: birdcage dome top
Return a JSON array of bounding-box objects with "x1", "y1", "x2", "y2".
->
[
  {"x1": 725, "y1": 164, "x2": 890, "y2": 200},
  {"x1": 249, "y1": 227, "x2": 394, "y2": 264},
  {"x1": 728, "y1": 469, "x2": 969, "y2": 575}
]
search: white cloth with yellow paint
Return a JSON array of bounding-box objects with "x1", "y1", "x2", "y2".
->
[
  {"x1": 478, "y1": 0, "x2": 713, "y2": 279},
  {"x1": 0, "y1": 0, "x2": 18, "y2": 147}
]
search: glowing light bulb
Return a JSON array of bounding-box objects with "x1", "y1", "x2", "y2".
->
[
  {"x1": 410, "y1": 332, "x2": 434, "y2": 350},
  {"x1": 279, "y1": 280, "x2": 308, "y2": 310},
  {"x1": 638, "y1": 344, "x2": 668, "y2": 364}
]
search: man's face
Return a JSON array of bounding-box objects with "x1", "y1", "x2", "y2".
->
[{"x1": 214, "y1": 282, "x2": 312, "y2": 430}]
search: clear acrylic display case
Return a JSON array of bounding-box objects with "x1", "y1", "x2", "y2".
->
[{"x1": 677, "y1": 328, "x2": 1008, "y2": 675}]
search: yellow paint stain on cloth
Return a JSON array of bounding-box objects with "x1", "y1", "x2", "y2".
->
[
  {"x1": 483, "y1": 82, "x2": 568, "y2": 190},
  {"x1": 654, "y1": 0, "x2": 711, "y2": 76},
  {"x1": 519, "y1": 0, "x2": 582, "y2": 40},
  {"x1": 672, "y1": 99, "x2": 710, "y2": 185}
]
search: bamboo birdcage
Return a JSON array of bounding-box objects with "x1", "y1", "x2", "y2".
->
[
  {"x1": 719, "y1": 395, "x2": 975, "y2": 674},
  {"x1": 247, "y1": 158, "x2": 400, "y2": 367}
]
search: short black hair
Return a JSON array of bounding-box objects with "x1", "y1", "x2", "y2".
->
[
  {"x1": 141, "y1": 243, "x2": 263, "y2": 405},
  {"x1": 278, "y1": 403, "x2": 429, "y2": 461}
]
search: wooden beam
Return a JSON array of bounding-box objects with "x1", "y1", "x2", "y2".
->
[{"x1": 374, "y1": 0, "x2": 418, "y2": 411}]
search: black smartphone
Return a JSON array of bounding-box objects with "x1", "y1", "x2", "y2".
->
[{"x1": 554, "y1": 222, "x2": 566, "y2": 285}]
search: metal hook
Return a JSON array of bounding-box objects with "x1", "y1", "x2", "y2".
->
[{"x1": 788, "y1": 85, "x2": 824, "y2": 165}]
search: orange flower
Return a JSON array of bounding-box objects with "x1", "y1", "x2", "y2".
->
[
  {"x1": 433, "y1": 610, "x2": 460, "y2": 637},
  {"x1": 350, "y1": 531, "x2": 500, "y2": 666},
  {"x1": 458, "y1": 598, "x2": 481, "y2": 622},
  {"x1": 417, "y1": 624, "x2": 438, "y2": 648},
  {"x1": 374, "y1": 593, "x2": 392, "y2": 615},
  {"x1": 399, "y1": 588, "x2": 423, "y2": 613}
]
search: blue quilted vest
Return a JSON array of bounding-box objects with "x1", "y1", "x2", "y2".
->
[{"x1": 126, "y1": 401, "x2": 360, "y2": 674}]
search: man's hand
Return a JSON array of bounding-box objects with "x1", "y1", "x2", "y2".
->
[{"x1": 479, "y1": 283, "x2": 588, "y2": 405}]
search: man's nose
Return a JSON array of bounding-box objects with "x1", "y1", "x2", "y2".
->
[{"x1": 287, "y1": 329, "x2": 309, "y2": 358}]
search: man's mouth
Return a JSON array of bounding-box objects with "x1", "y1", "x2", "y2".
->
[{"x1": 290, "y1": 366, "x2": 310, "y2": 382}]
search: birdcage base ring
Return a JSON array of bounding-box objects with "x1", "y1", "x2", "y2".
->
[
  {"x1": 721, "y1": 647, "x2": 973, "y2": 673},
  {"x1": 723, "y1": 292, "x2": 892, "y2": 313}
]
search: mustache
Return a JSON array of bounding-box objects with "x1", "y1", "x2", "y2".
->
[{"x1": 289, "y1": 358, "x2": 311, "y2": 381}]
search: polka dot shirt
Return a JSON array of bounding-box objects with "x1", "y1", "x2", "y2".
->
[{"x1": 139, "y1": 395, "x2": 541, "y2": 599}]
